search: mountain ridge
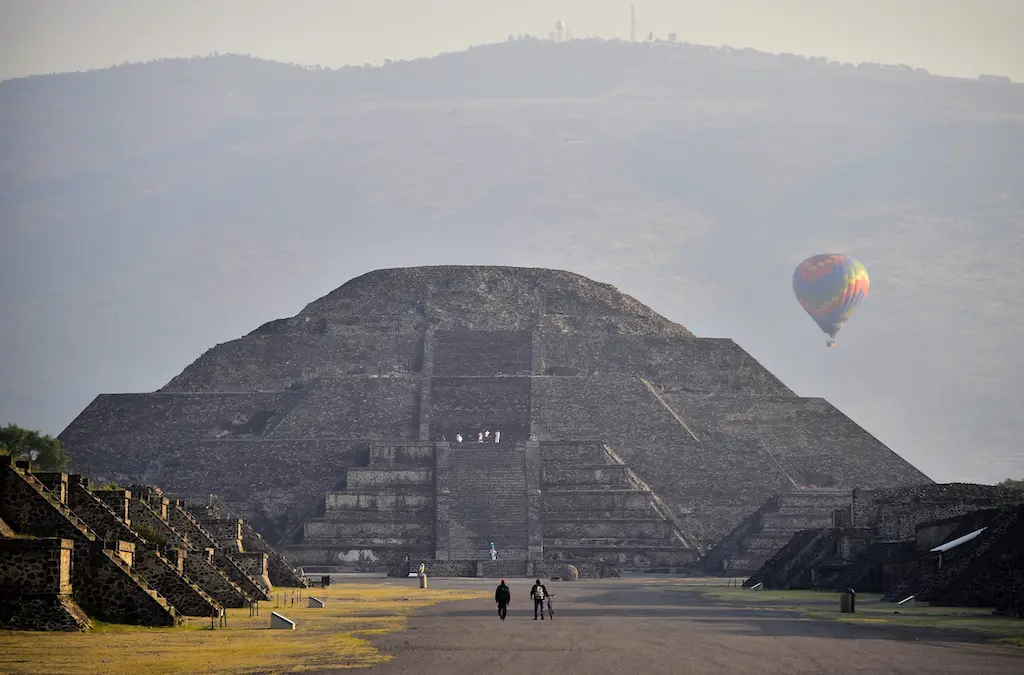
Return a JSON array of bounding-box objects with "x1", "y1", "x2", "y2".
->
[{"x1": 1, "y1": 39, "x2": 1021, "y2": 485}]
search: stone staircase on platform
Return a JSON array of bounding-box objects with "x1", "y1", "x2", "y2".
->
[
  {"x1": 283, "y1": 441, "x2": 437, "y2": 569},
  {"x1": 882, "y1": 505, "x2": 1024, "y2": 608},
  {"x1": 0, "y1": 457, "x2": 180, "y2": 627},
  {"x1": 539, "y1": 441, "x2": 701, "y2": 570},
  {"x1": 705, "y1": 490, "x2": 852, "y2": 575}
]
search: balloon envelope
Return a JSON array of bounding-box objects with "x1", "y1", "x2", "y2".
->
[{"x1": 792, "y1": 254, "x2": 870, "y2": 340}]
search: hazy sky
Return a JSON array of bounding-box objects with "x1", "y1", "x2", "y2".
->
[{"x1": 2, "y1": 0, "x2": 1022, "y2": 82}]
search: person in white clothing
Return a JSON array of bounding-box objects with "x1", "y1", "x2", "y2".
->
[
  {"x1": 494, "y1": 430, "x2": 501, "y2": 444},
  {"x1": 456, "y1": 433, "x2": 463, "y2": 443}
]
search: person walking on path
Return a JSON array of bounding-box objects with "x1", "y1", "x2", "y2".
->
[
  {"x1": 494, "y1": 579, "x2": 511, "y2": 620},
  {"x1": 530, "y1": 579, "x2": 550, "y2": 620}
]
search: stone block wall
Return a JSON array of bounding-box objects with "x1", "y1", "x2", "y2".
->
[
  {"x1": 75, "y1": 543, "x2": 179, "y2": 626},
  {"x1": 0, "y1": 537, "x2": 73, "y2": 595},
  {"x1": 0, "y1": 595, "x2": 93, "y2": 632},
  {"x1": 1, "y1": 460, "x2": 97, "y2": 541},
  {"x1": 166, "y1": 501, "x2": 218, "y2": 549},
  {"x1": 543, "y1": 491, "x2": 651, "y2": 515},
  {"x1": 1, "y1": 459, "x2": 179, "y2": 627},
  {"x1": 134, "y1": 548, "x2": 221, "y2": 617},
  {"x1": 201, "y1": 519, "x2": 243, "y2": 551},
  {"x1": 0, "y1": 537, "x2": 93, "y2": 631},
  {"x1": 59, "y1": 392, "x2": 304, "y2": 479},
  {"x1": 531, "y1": 375, "x2": 735, "y2": 542},
  {"x1": 162, "y1": 331, "x2": 423, "y2": 392},
  {"x1": 539, "y1": 441, "x2": 610, "y2": 466},
  {"x1": 368, "y1": 442, "x2": 436, "y2": 466},
  {"x1": 109, "y1": 540, "x2": 135, "y2": 567},
  {"x1": 129, "y1": 496, "x2": 189, "y2": 549},
  {"x1": 238, "y1": 521, "x2": 306, "y2": 587},
  {"x1": 67, "y1": 480, "x2": 141, "y2": 545},
  {"x1": 429, "y1": 377, "x2": 531, "y2": 442},
  {"x1": 214, "y1": 550, "x2": 270, "y2": 601},
  {"x1": 267, "y1": 377, "x2": 419, "y2": 439},
  {"x1": 233, "y1": 551, "x2": 272, "y2": 592},
  {"x1": 183, "y1": 551, "x2": 251, "y2": 608},
  {"x1": 325, "y1": 492, "x2": 433, "y2": 514},
  {"x1": 852, "y1": 484, "x2": 1024, "y2": 540},
  {"x1": 303, "y1": 520, "x2": 432, "y2": 542},
  {"x1": 32, "y1": 472, "x2": 69, "y2": 505},
  {"x1": 91, "y1": 489, "x2": 131, "y2": 524},
  {"x1": 346, "y1": 468, "x2": 433, "y2": 489},
  {"x1": 538, "y1": 331, "x2": 794, "y2": 395},
  {"x1": 542, "y1": 465, "x2": 630, "y2": 487},
  {"x1": 433, "y1": 329, "x2": 533, "y2": 376},
  {"x1": 164, "y1": 439, "x2": 368, "y2": 543}
]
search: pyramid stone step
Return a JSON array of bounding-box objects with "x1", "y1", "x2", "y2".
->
[
  {"x1": 346, "y1": 468, "x2": 433, "y2": 489},
  {"x1": 542, "y1": 465, "x2": 631, "y2": 486},
  {"x1": 326, "y1": 492, "x2": 433, "y2": 513},
  {"x1": 304, "y1": 520, "x2": 433, "y2": 539}
]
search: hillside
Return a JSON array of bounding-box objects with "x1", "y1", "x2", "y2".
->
[{"x1": 1, "y1": 39, "x2": 1022, "y2": 484}]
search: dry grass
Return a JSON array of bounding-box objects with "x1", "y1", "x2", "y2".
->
[{"x1": 0, "y1": 582, "x2": 488, "y2": 674}]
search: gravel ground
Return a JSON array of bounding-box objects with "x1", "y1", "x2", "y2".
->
[{"x1": 308, "y1": 577, "x2": 1022, "y2": 675}]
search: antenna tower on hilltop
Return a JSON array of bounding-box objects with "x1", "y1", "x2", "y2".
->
[{"x1": 631, "y1": 4, "x2": 636, "y2": 43}]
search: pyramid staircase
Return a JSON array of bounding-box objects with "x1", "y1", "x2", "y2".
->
[{"x1": 540, "y1": 441, "x2": 701, "y2": 570}]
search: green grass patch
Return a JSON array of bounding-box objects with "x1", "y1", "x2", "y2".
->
[{"x1": 689, "y1": 586, "x2": 1023, "y2": 646}]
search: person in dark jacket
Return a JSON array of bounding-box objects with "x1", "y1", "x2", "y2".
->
[
  {"x1": 494, "y1": 579, "x2": 511, "y2": 620},
  {"x1": 530, "y1": 579, "x2": 549, "y2": 620}
]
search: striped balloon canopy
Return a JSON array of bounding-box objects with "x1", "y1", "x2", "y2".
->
[{"x1": 792, "y1": 254, "x2": 870, "y2": 347}]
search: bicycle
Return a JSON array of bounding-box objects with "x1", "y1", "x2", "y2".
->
[{"x1": 546, "y1": 594, "x2": 555, "y2": 620}]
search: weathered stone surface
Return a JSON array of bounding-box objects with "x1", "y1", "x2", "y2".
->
[
  {"x1": 238, "y1": 521, "x2": 307, "y2": 587},
  {"x1": 66, "y1": 478, "x2": 143, "y2": 545},
  {"x1": 853, "y1": 484, "x2": 1024, "y2": 540},
  {"x1": 0, "y1": 537, "x2": 74, "y2": 596},
  {"x1": 59, "y1": 266, "x2": 929, "y2": 556},
  {"x1": 183, "y1": 550, "x2": 251, "y2": 608},
  {"x1": 0, "y1": 539, "x2": 93, "y2": 632},
  {"x1": 134, "y1": 548, "x2": 221, "y2": 617},
  {"x1": 0, "y1": 457, "x2": 179, "y2": 627},
  {"x1": 0, "y1": 594, "x2": 93, "y2": 632},
  {"x1": 233, "y1": 551, "x2": 273, "y2": 592},
  {"x1": 214, "y1": 550, "x2": 270, "y2": 601}
]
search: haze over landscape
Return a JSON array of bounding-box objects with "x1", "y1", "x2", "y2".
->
[{"x1": 1, "y1": 1, "x2": 1022, "y2": 487}]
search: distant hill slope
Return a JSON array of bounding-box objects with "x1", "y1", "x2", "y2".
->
[{"x1": 1, "y1": 39, "x2": 1022, "y2": 483}]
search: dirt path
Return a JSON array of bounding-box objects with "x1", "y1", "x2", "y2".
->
[{"x1": 316, "y1": 578, "x2": 1022, "y2": 675}]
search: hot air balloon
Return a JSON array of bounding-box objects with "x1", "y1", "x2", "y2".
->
[{"x1": 792, "y1": 254, "x2": 870, "y2": 348}]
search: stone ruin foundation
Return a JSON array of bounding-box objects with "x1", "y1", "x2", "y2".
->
[{"x1": 0, "y1": 455, "x2": 305, "y2": 631}]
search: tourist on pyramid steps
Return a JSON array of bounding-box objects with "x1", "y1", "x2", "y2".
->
[
  {"x1": 495, "y1": 579, "x2": 511, "y2": 620},
  {"x1": 530, "y1": 579, "x2": 549, "y2": 620},
  {"x1": 489, "y1": 542, "x2": 498, "y2": 561},
  {"x1": 494, "y1": 430, "x2": 501, "y2": 444},
  {"x1": 478, "y1": 431, "x2": 483, "y2": 442},
  {"x1": 456, "y1": 433, "x2": 463, "y2": 443},
  {"x1": 484, "y1": 430, "x2": 491, "y2": 441}
]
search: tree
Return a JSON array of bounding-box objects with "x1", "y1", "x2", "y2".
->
[
  {"x1": 0, "y1": 423, "x2": 70, "y2": 472},
  {"x1": 997, "y1": 478, "x2": 1024, "y2": 491}
]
